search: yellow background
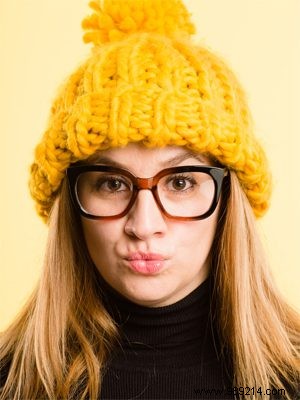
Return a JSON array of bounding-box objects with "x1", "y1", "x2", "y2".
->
[{"x1": 0, "y1": 0, "x2": 299, "y2": 331}]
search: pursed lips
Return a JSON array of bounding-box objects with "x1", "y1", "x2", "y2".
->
[{"x1": 124, "y1": 252, "x2": 167, "y2": 275}]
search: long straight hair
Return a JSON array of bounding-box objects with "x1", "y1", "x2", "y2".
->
[
  {"x1": 1, "y1": 172, "x2": 299, "y2": 399},
  {"x1": 212, "y1": 173, "x2": 300, "y2": 398}
]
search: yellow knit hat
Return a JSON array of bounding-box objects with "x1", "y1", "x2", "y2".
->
[{"x1": 29, "y1": 0, "x2": 272, "y2": 221}]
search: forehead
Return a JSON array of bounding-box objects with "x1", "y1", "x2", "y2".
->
[{"x1": 86, "y1": 143, "x2": 214, "y2": 172}]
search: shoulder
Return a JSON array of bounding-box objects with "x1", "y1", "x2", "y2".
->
[{"x1": 0, "y1": 355, "x2": 11, "y2": 390}]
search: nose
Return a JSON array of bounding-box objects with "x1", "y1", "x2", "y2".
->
[{"x1": 124, "y1": 189, "x2": 167, "y2": 240}]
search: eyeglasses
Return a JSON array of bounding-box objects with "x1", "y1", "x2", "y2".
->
[{"x1": 66, "y1": 165, "x2": 228, "y2": 221}]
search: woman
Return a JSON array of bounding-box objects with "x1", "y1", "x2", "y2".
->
[{"x1": 1, "y1": 0, "x2": 299, "y2": 399}]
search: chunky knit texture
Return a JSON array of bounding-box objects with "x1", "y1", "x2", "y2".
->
[{"x1": 29, "y1": 0, "x2": 272, "y2": 221}]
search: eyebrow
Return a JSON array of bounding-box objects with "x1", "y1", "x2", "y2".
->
[
  {"x1": 160, "y1": 152, "x2": 209, "y2": 167},
  {"x1": 88, "y1": 151, "x2": 210, "y2": 169}
]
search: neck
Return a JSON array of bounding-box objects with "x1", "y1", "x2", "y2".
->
[{"x1": 100, "y1": 276, "x2": 223, "y2": 367}]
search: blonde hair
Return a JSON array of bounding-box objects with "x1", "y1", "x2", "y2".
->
[
  {"x1": 1, "y1": 171, "x2": 299, "y2": 399},
  {"x1": 212, "y1": 172, "x2": 300, "y2": 398}
]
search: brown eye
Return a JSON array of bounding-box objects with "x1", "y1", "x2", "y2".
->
[
  {"x1": 90, "y1": 175, "x2": 131, "y2": 193},
  {"x1": 165, "y1": 174, "x2": 196, "y2": 192},
  {"x1": 106, "y1": 179, "x2": 123, "y2": 191},
  {"x1": 172, "y1": 178, "x2": 188, "y2": 190}
]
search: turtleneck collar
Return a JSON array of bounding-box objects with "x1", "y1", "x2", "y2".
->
[{"x1": 100, "y1": 276, "x2": 223, "y2": 368}]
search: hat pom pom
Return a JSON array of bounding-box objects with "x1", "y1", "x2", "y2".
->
[{"x1": 82, "y1": 0, "x2": 195, "y2": 46}]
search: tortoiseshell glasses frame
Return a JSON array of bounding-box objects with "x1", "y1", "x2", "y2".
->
[{"x1": 66, "y1": 164, "x2": 228, "y2": 221}]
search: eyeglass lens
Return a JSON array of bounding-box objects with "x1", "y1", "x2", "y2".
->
[{"x1": 75, "y1": 170, "x2": 216, "y2": 218}]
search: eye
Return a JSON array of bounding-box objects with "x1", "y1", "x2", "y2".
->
[
  {"x1": 104, "y1": 178, "x2": 124, "y2": 191},
  {"x1": 92, "y1": 175, "x2": 131, "y2": 193},
  {"x1": 166, "y1": 174, "x2": 196, "y2": 192}
]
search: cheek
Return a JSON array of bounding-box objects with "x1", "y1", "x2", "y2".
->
[
  {"x1": 178, "y1": 218, "x2": 217, "y2": 243},
  {"x1": 81, "y1": 220, "x2": 121, "y2": 260},
  {"x1": 173, "y1": 217, "x2": 218, "y2": 258}
]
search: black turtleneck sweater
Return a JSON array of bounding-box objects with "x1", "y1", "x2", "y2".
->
[{"x1": 100, "y1": 277, "x2": 234, "y2": 399}]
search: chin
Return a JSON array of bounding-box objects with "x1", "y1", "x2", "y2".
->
[{"x1": 118, "y1": 278, "x2": 174, "y2": 307}]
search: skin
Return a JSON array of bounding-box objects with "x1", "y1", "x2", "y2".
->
[{"x1": 81, "y1": 143, "x2": 220, "y2": 307}]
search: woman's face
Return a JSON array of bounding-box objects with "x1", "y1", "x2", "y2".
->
[{"x1": 81, "y1": 144, "x2": 220, "y2": 307}]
